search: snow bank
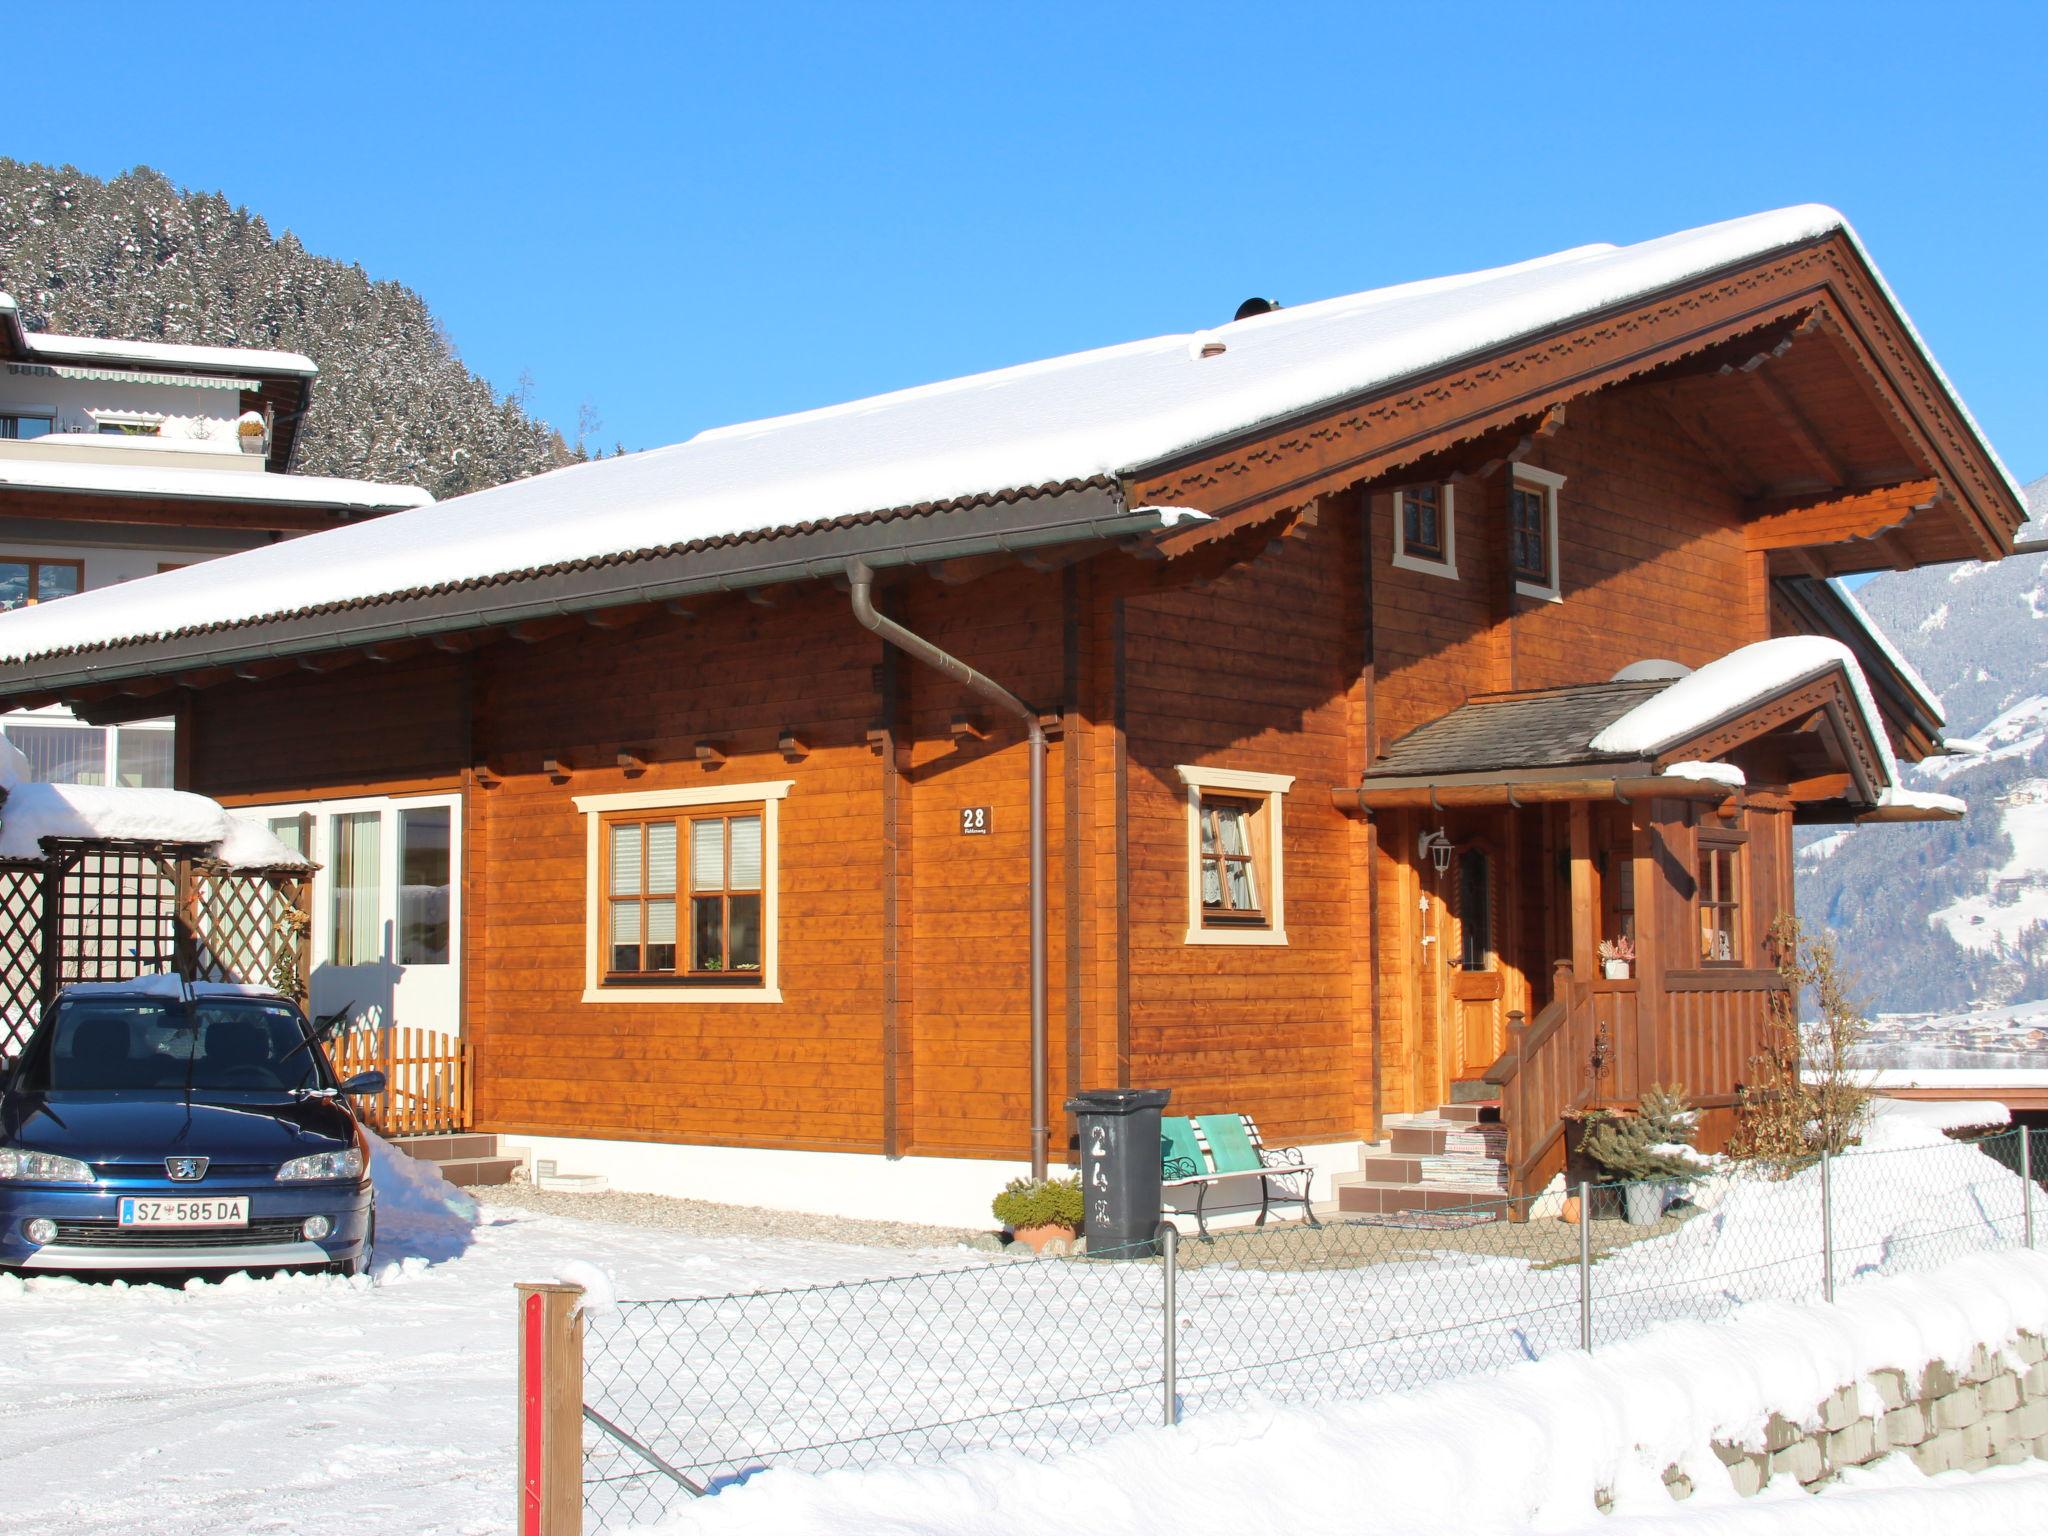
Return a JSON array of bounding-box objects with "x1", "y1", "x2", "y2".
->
[
  {"x1": 648, "y1": 1252, "x2": 2048, "y2": 1536},
  {"x1": 1865, "y1": 1096, "x2": 2013, "y2": 1135},
  {"x1": 367, "y1": 1129, "x2": 478, "y2": 1228},
  {"x1": 0, "y1": 780, "x2": 313, "y2": 868}
]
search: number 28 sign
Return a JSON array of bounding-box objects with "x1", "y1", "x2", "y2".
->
[{"x1": 960, "y1": 806, "x2": 991, "y2": 836}]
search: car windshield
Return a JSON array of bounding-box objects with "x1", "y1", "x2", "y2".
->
[{"x1": 32, "y1": 998, "x2": 327, "y2": 1093}]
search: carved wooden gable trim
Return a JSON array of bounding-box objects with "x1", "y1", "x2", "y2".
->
[
  {"x1": 1122, "y1": 233, "x2": 2021, "y2": 563},
  {"x1": 1655, "y1": 667, "x2": 1888, "y2": 803}
]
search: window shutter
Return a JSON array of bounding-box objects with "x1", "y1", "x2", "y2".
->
[
  {"x1": 729, "y1": 815, "x2": 763, "y2": 891},
  {"x1": 610, "y1": 822, "x2": 642, "y2": 896},
  {"x1": 691, "y1": 819, "x2": 726, "y2": 891},
  {"x1": 647, "y1": 822, "x2": 678, "y2": 895}
]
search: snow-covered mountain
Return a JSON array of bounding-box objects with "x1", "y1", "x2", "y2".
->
[
  {"x1": 0, "y1": 160, "x2": 578, "y2": 497},
  {"x1": 1798, "y1": 474, "x2": 2048, "y2": 1013}
]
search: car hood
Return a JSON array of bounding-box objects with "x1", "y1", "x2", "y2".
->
[{"x1": 0, "y1": 1091, "x2": 359, "y2": 1164}]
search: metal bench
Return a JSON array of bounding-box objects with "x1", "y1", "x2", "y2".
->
[{"x1": 1161, "y1": 1112, "x2": 1318, "y2": 1238}]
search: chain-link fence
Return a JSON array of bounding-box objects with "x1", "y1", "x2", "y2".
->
[{"x1": 581, "y1": 1126, "x2": 2043, "y2": 1530}]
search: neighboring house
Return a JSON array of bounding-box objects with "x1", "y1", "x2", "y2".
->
[
  {"x1": 0, "y1": 206, "x2": 2022, "y2": 1225},
  {"x1": 0, "y1": 294, "x2": 428, "y2": 1008}
]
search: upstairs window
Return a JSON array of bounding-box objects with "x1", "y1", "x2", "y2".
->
[
  {"x1": 0, "y1": 556, "x2": 82, "y2": 610},
  {"x1": 1392, "y1": 482, "x2": 1458, "y2": 578},
  {"x1": 1176, "y1": 766, "x2": 1293, "y2": 946},
  {"x1": 1510, "y1": 466, "x2": 1564, "y2": 601},
  {"x1": 575, "y1": 782, "x2": 789, "y2": 1002},
  {"x1": 94, "y1": 416, "x2": 161, "y2": 437},
  {"x1": 0, "y1": 413, "x2": 52, "y2": 440}
]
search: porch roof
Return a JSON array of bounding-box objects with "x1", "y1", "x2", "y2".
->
[{"x1": 1364, "y1": 679, "x2": 1667, "y2": 780}]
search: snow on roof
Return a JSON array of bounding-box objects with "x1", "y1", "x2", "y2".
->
[
  {"x1": 0, "y1": 781, "x2": 316, "y2": 869},
  {"x1": 0, "y1": 455, "x2": 430, "y2": 513},
  {"x1": 0, "y1": 203, "x2": 1984, "y2": 671},
  {"x1": 1827, "y1": 577, "x2": 1945, "y2": 727},
  {"x1": 0, "y1": 291, "x2": 315, "y2": 376},
  {"x1": 1588, "y1": 635, "x2": 1900, "y2": 788}
]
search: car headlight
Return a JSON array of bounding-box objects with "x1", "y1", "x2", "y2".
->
[
  {"x1": 276, "y1": 1148, "x2": 365, "y2": 1183},
  {"x1": 0, "y1": 1148, "x2": 93, "y2": 1184}
]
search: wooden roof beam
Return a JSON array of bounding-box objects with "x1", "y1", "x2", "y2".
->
[
  {"x1": 583, "y1": 601, "x2": 662, "y2": 631},
  {"x1": 1727, "y1": 362, "x2": 1851, "y2": 489},
  {"x1": 1644, "y1": 385, "x2": 1768, "y2": 497},
  {"x1": 1745, "y1": 477, "x2": 1941, "y2": 552}
]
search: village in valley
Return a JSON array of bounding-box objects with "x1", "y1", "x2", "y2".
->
[{"x1": 1, "y1": 7, "x2": 2046, "y2": 1535}]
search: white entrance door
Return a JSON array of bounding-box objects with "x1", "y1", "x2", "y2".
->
[{"x1": 258, "y1": 793, "x2": 462, "y2": 1035}]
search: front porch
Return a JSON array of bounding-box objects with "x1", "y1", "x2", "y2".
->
[{"x1": 1338, "y1": 639, "x2": 1960, "y2": 1207}]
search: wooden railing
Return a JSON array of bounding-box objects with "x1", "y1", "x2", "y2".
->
[
  {"x1": 1485, "y1": 961, "x2": 1786, "y2": 1198},
  {"x1": 330, "y1": 1025, "x2": 474, "y2": 1136},
  {"x1": 1485, "y1": 963, "x2": 1623, "y2": 1197}
]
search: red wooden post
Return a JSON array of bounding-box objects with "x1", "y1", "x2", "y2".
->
[{"x1": 517, "y1": 1281, "x2": 585, "y2": 1536}]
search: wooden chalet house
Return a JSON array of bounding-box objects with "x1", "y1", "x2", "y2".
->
[{"x1": 0, "y1": 207, "x2": 2022, "y2": 1224}]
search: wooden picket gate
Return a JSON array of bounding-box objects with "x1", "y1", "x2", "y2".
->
[{"x1": 331, "y1": 1023, "x2": 474, "y2": 1136}]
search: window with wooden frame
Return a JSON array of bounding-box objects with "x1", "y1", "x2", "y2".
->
[
  {"x1": 1176, "y1": 765, "x2": 1293, "y2": 946},
  {"x1": 602, "y1": 808, "x2": 764, "y2": 985},
  {"x1": 0, "y1": 556, "x2": 82, "y2": 611},
  {"x1": 575, "y1": 781, "x2": 789, "y2": 1002},
  {"x1": 1509, "y1": 465, "x2": 1564, "y2": 601},
  {"x1": 1696, "y1": 835, "x2": 1744, "y2": 965},
  {"x1": 1392, "y1": 481, "x2": 1457, "y2": 577}
]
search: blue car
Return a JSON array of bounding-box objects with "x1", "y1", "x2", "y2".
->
[{"x1": 0, "y1": 981, "x2": 382, "y2": 1277}]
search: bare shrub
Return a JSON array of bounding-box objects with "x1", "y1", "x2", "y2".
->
[{"x1": 1729, "y1": 913, "x2": 1872, "y2": 1167}]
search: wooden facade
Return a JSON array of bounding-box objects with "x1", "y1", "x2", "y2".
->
[{"x1": 2, "y1": 228, "x2": 2027, "y2": 1196}]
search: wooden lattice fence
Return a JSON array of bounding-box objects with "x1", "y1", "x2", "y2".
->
[{"x1": 0, "y1": 840, "x2": 311, "y2": 1064}]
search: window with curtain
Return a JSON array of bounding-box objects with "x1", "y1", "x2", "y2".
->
[
  {"x1": 603, "y1": 807, "x2": 764, "y2": 984},
  {"x1": 329, "y1": 812, "x2": 382, "y2": 967},
  {"x1": 398, "y1": 807, "x2": 452, "y2": 966},
  {"x1": 1198, "y1": 794, "x2": 1265, "y2": 926}
]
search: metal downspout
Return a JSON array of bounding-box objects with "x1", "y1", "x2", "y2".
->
[{"x1": 846, "y1": 558, "x2": 1050, "y2": 1179}]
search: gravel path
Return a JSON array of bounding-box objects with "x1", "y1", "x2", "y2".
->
[{"x1": 472, "y1": 1180, "x2": 987, "y2": 1251}]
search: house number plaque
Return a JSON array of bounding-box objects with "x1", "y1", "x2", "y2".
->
[{"x1": 960, "y1": 806, "x2": 991, "y2": 835}]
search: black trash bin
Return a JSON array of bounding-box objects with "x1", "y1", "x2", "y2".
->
[{"x1": 1064, "y1": 1088, "x2": 1172, "y2": 1259}]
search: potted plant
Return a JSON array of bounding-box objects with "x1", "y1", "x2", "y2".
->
[
  {"x1": 1580, "y1": 1083, "x2": 1701, "y2": 1224},
  {"x1": 991, "y1": 1175, "x2": 1083, "y2": 1254},
  {"x1": 237, "y1": 411, "x2": 268, "y2": 454},
  {"x1": 1599, "y1": 934, "x2": 1634, "y2": 980}
]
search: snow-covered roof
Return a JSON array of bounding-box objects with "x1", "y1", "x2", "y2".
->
[
  {"x1": 1827, "y1": 577, "x2": 1945, "y2": 727},
  {"x1": 0, "y1": 454, "x2": 432, "y2": 514},
  {"x1": 0, "y1": 203, "x2": 2006, "y2": 672},
  {"x1": 0, "y1": 291, "x2": 315, "y2": 376},
  {"x1": 1589, "y1": 635, "x2": 1899, "y2": 783}
]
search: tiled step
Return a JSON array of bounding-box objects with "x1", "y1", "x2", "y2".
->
[
  {"x1": 1438, "y1": 1100, "x2": 1502, "y2": 1125},
  {"x1": 1332, "y1": 1175, "x2": 1508, "y2": 1219}
]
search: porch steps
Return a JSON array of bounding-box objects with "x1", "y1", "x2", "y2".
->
[
  {"x1": 390, "y1": 1132, "x2": 526, "y2": 1188},
  {"x1": 1334, "y1": 1103, "x2": 1511, "y2": 1220}
]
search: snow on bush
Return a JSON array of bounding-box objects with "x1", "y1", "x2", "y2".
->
[{"x1": 646, "y1": 1251, "x2": 2048, "y2": 1536}]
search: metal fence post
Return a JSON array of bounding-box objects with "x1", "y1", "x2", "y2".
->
[
  {"x1": 1161, "y1": 1224, "x2": 1179, "y2": 1427},
  {"x1": 1820, "y1": 1151, "x2": 1836, "y2": 1304},
  {"x1": 2024, "y1": 1129, "x2": 2036, "y2": 1250},
  {"x1": 1578, "y1": 1181, "x2": 1592, "y2": 1351},
  {"x1": 518, "y1": 1281, "x2": 585, "y2": 1536}
]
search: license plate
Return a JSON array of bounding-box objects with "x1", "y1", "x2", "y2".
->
[{"x1": 118, "y1": 1197, "x2": 249, "y2": 1228}]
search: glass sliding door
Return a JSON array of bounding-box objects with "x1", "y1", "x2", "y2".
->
[
  {"x1": 329, "y1": 812, "x2": 383, "y2": 968},
  {"x1": 398, "y1": 807, "x2": 452, "y2": 966}
]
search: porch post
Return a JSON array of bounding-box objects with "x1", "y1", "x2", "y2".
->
[{"x1": 1568, "y1": 801, "x2": 1596, "y2": 981}]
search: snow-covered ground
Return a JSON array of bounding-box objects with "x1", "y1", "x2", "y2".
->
[
  {"x1": 0, "y1": 1143, "x2": 985, "y2": 1536},
  {"x1": 649, "y1": 1251, "x2": 2048, "y2": 1536},
  {"x1": 0, "y1": 1105, "x2": 2038, "y2": 1535}
]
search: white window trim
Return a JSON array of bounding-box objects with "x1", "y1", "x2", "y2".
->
[
  {"x1": 1175, "y1": 765, "x2": 1293, "y2": 946},
  {"x1": 1390, "y1": 482, "x2": 1458, "y2": 579},
  {"x1": 573, "y1": 780, "x2": 792, "y2": 1003},
  {"x1": 1511, "y1": 464, "x2": 1565, "y2": 604}
]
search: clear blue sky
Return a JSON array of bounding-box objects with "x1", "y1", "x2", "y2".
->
[{"x1": 11, "y1": 3, "x2": 2045, "y2": 485}]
